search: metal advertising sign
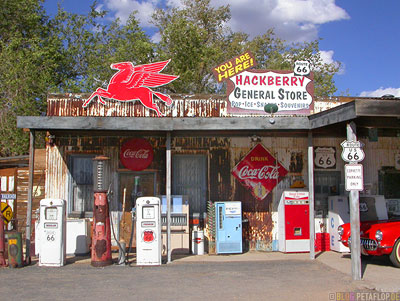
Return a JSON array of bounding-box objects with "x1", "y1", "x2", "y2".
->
[
  {"x1": 120, "y1": 138, "x2": 154, "y2": 171},
  {"x1": 341, "y1": 140, "x2": 365, "y2": 163},
  {"x1": 314, "y1": 147, "x2": 336, "y2": 169},
  {"x1": 231, "y1": 144, "x2": 288, "y2": 200},
  {"x1": 83, "y1": 60, "x2": 179, "y2": 117},
  {"x1": 226, "y1": 69, "x2": 314, "y2": 115},
  {"x1": 345, "y1": 164, "x2": 364, "y2": 191},
  {"x1": 212, "y1": 50, "x2": 256, "y2": 82},
  {"x1": 0, "y1": 202, "x2": 13, "y2": 225}
]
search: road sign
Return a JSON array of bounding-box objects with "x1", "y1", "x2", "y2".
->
[
  {"x1": 1, "y1": 202, "x2": 13, "y2": 225},
  {"x1": 341, "y1": 140, "x2": 365, "y2": 163},
  {"x1": 345, "y1": 164, "x2": 364, "y2": 191}
]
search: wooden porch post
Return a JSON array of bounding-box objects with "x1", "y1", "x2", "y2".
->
[
  {"x1": 26, "y1": 130, "x2": 35, "y2": 265},
  {"x1": 166, "y1": 132, "x2": 172, "y2": 263},
  {"x1": 308, "y1": 131, "x2": 315, "y2": 259},
  {"x1": 347, "y1": 122, "x2": 362, "y2": 280}
]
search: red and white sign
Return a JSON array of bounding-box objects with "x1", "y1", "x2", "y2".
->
[
  {"x1": 232, "y1": 144, "x2": 288, "y2": 200},
  {"x1": 83, "y1": 60, "x2": 179, "y2": 117},
  {"x1": 120, "y1": 138, "x2": 154, "y2": 171},
  {"x1": 142, "y1": 230, "x2": 155, "y2": 243},
  {"x1": 227, "y1": 69, "x2": 314, "y2": 115}
]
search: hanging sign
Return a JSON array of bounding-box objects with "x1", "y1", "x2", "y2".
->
[
  {"x1": 314, "y1": 147, "x2": 336, "y2": 169},
  {"x1": 212, "y1": 50, "x2": 256, "y2": 82},
  {"x1": 231, "y1": 144, "x2": 288, "y2": 200},
  {"x1": 226, "y1": 69, "x2": 314, "y2": 115},
  {"x1": 120, "y1": 138, "x2": 154, "y2": 171},
  {"x1": 83, "y1": 60, "x2": 179, "y2": 117}
]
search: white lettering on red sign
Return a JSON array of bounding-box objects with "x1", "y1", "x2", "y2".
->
[
  {"x1": 238, "y1": 165, "x2": 280, "y2": 180},
  {"x1": 123, "y1": 149, "x2": 150, "y2": 159}
]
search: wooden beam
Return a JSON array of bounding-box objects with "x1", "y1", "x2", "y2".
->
[
  {"x1": 309, "y1": 101, "x2": 357, "y2": 129},
  {"x1": 355, "y1": 99, "x2": 400, "y2": 117},
  {"x1": 17, "y1": 116, "x2": 310, "y2": 131}
]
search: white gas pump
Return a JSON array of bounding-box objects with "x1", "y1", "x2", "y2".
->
[
  {"x1": 136, "y1": 197, "x2": 161, "y2": 266},
  {"x1": 38, "y1": 199, "x2": 66, "y2": 267}
]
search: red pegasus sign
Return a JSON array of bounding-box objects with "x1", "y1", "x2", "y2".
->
[
  {"x1": 83, "y1": 60, "x2": 179, "y2": 116},
  {"x1": 232, "y1": 144, "x2": 288, "y2": 200}
]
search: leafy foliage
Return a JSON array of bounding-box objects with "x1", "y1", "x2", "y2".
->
[{"x1": 0, "y1": 0, "x2": 340, "y2": 157}]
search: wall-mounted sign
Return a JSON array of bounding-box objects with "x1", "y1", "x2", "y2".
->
[
  {"x1": 120, "y1": 138, "x2": 154, "y2": 171},
  {"x1": 314, "y1": 147, "x2": 336, "y2": 169},
  {"x1": 231, "y1": 144, "x2": 288, "y2": 200},
  {"x1": 83, "y1": 60, "x2": 179, "y2": 117},
  {"x1": 226, "y1": 69, "x2": 314, "y2": 115},
  {"x1": 212, "y1": 50, "x2": 256, "y2": 82}
]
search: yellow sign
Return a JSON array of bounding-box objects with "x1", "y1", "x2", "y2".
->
[{"x1": 1, "y1": 202, "x2": 13, "y2": 224}]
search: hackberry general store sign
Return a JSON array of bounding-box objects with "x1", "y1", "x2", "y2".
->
[
  {"x1": 231, "y1": 144, "x2": 288, "y2": 200},
  {"x1": 227, "y1": 69, "x2": 314, "y2": 115}
]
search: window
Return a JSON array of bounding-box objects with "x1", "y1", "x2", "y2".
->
[{"x1": 68, "y1": 155, "x2": 94, "y2": 217}]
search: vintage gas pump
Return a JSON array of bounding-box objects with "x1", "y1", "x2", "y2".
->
[
  {"x1": 91, "y1": 156, "x2": 112, "y2": 267},
  {"x1": 136, "y1": 197, "x2": 162, "y2": 265}
]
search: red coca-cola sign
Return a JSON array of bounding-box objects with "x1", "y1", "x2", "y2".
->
[
  {"x1": 120, "y1": 138, "x2": 154, "y2": 171},
  {"x1": 232, "y1": 143, "x2": 288, "y2": 200}
]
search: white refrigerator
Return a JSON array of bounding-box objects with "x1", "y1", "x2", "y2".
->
[{"x1": 328, "y1": 196, "x2": 350, "y2": 252}]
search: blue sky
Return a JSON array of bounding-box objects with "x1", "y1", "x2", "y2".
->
[{"x1": 44, "y1": 0, "x2": 400, "y2": 97}]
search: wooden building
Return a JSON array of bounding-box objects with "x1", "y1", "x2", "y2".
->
[{"x1": 17, "y1": 94, "x2": 400, "y2": 255}]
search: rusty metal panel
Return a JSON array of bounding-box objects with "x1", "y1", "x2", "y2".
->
[
  {"x1": 47, "y1": 94, "x2": 358, "y2": 118},
  {"x1": 47, "y1": 94, "x2": 228, "y2": 118}
]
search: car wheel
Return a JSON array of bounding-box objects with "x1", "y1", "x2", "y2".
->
[{"x1": 389, "y1": 239, "x2": 400, "y2": 268}]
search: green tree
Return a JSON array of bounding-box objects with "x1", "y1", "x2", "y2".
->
[
  {"x1": 0, "y1": 0, "x2": 63, "y2": 156},
  {"x1": 52, "y1": 5, "x2": 154, "y2": 93},
  {"x1": 152, "y1": 0, "x2": 234, "y2": 93},
  {"x1": 153, "y1": 0, "x2": 339, "y2": 96}
]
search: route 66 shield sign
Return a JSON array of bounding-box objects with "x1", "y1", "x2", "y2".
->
[
  {"x1": 341, "y1": 140, "x2": 365, "y2": 163},
  {"x1": 314, "y1": 147, "x2": 336, "y2": 169}
]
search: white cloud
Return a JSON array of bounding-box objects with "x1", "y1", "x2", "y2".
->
[
  {"x1": 103, "y1": 0, "x2": 349, "y2": 43},
  {"x1": 319, "y1": 50, "x2": 344, "y2": 74},
  {"x1": 104, "y1": 0, "x2": 160, "y2": 27},
  {"x1": 211, "y1": 0, "x2": 349, "y2": 43},
  {"x1": 360, "y1": 88, "x2": 400, "y2": 98}
]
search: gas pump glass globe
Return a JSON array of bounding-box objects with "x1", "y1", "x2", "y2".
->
[{"x1": 93, "y1": 156, "x2": 110, "y2": 191}]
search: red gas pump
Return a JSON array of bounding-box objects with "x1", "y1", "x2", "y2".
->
[{"x1": 91, "y1": 156, "x2": 112, "y2": 267}]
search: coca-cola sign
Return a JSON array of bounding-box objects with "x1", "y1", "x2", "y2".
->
[
  {"x1": 120, "y1": 138, "x2": 154, "y2": 171},
  {"x1": 232, "y1": 144, "x2": 288, "y2": 200}
]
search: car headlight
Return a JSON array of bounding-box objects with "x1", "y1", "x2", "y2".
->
[
  {"x1": 375, "y1": 230, "x2": 383, "y2": 242},
  {"x1": 337, "y1": 225, "x2": 344, "y2": 237}
]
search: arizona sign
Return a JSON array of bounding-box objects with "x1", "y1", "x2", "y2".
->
[
  {"x1": 83, "y1": 60, "x2": 179, "y2": 117},
  {"x1": 232, "y1": 144, "x2": 288, "y2": 200}
]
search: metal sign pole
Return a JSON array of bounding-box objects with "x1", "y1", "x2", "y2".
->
[{"x1": 346, "y1": 122, "x2": 362, "y2": 280}]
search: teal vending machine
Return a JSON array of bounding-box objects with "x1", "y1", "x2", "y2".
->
[{"x1": 215, "y1": 201, "x2": 242, "y2": 254}]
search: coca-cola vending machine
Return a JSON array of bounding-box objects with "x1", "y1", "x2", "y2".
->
[{"x1": 278, "y1": 190, "x2": 310, "y2": 253}]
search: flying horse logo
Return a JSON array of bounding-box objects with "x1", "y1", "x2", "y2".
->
[{"x1": 83, "y1": 60, "x2": 179, "y2": 117}]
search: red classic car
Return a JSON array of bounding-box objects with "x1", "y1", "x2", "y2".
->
[{"x1": 338, "y1": 218, "x2": 400, "y2": 268}]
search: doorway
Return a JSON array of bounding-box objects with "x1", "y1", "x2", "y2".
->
[{"x1": 172, "y1": 154, "x2": 207, "y2": 219}]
